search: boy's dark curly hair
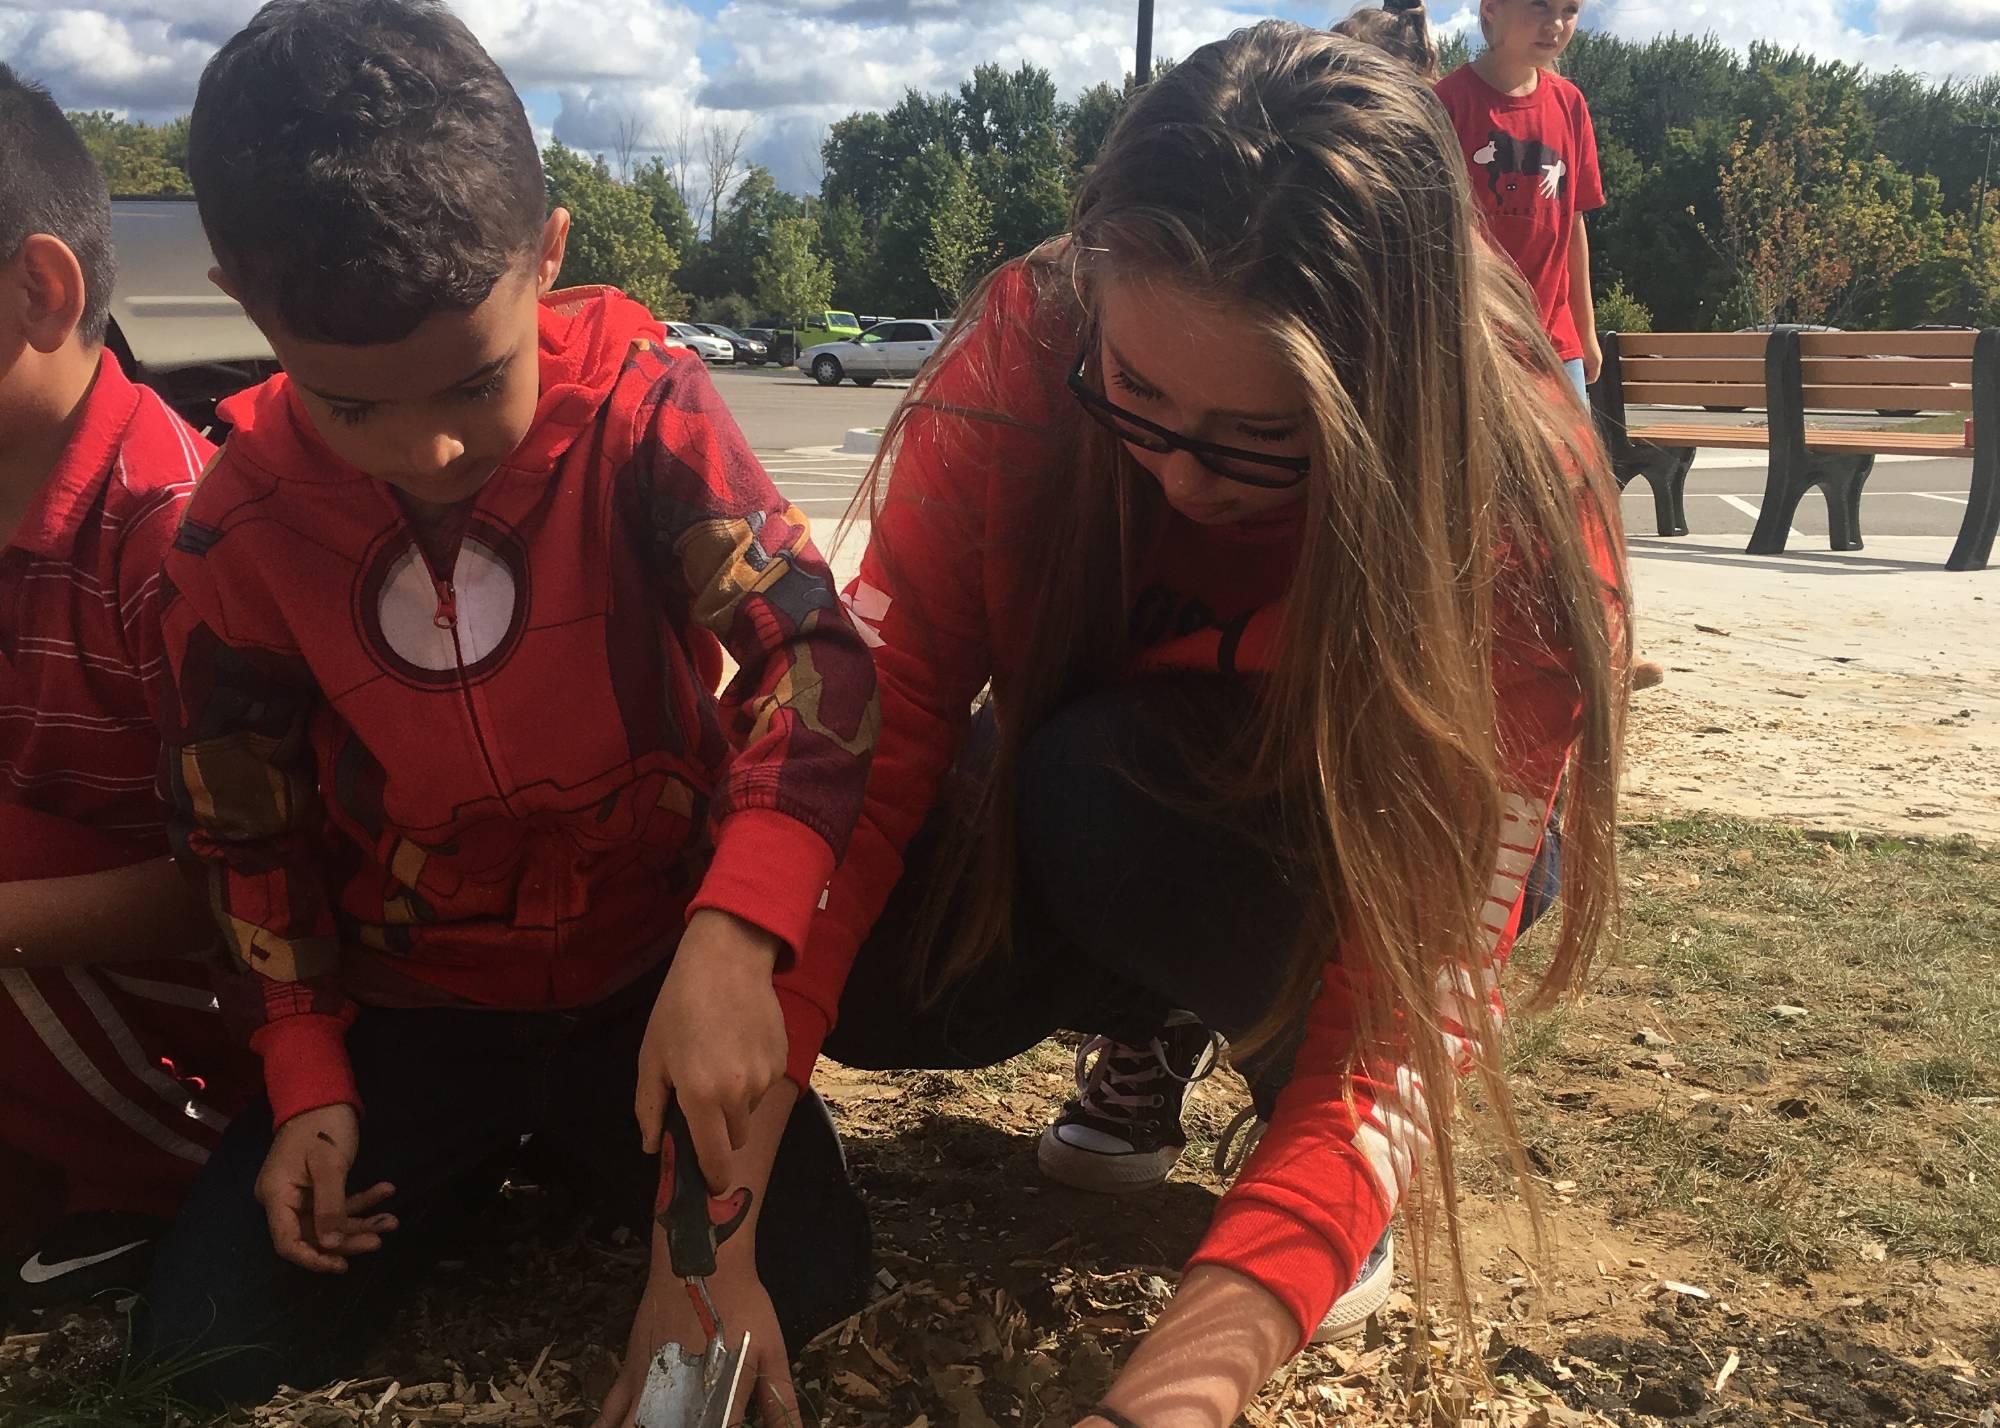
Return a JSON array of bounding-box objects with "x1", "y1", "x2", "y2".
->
[
  {"x1": 0, "y1": 63, "x2": 115, "y2": 347},
  {"x1": 188, "y1": 0, "x2": 545, "y2": 345}
]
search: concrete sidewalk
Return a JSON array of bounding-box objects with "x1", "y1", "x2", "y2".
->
[{"x1": 819, "y1": 523, "x2": 1999, "y2": 841}]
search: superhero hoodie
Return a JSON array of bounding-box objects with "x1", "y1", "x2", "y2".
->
[
  {"x1": 815, "y1": 263, "x2": 1622, "y2": 1349},
  {"x1": 156, "y1": 288, "x2": 878, "y2": 1126}
]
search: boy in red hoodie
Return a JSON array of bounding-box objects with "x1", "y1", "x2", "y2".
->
[
  {"x1": 134, "y1": 0, "x2": 879, "y2": 1413},
  {"x1": 0, "y1": 64, "x2": 253, "y2": 1317}
]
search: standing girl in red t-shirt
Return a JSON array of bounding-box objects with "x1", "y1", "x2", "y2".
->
[
  {"x1": 817, "y1": 22, "x2": 1630, "y2": 1427},
  {"x1": 1435, "y1": 0, "x2": 1602, "y2": 398}
]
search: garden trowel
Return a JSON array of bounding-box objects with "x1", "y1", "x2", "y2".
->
[{"x1": 633, "y1": 1098, "x2": 754, "y2": 1428}]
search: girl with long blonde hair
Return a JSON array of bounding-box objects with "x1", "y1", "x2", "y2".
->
[{"x1": 810, "y1": 22, "x2": 1628, "y2": 1426}]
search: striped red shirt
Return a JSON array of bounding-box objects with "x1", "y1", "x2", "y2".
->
[{"x1": 1, "y1": 350, "x2": 209, "y2": 868}]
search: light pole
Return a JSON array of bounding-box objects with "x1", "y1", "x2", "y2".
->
[{"x1": 1134, "y1": 0, "x2": 1154, "y2": 94}]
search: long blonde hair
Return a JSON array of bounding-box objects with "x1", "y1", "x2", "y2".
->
[{"x1": 852, "y1": 21, "x2": 1627, "y2": 1329}]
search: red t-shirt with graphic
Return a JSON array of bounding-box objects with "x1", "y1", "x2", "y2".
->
[{"x1": 1435, "y1": 64, "x2": 1604, "y2": 360}]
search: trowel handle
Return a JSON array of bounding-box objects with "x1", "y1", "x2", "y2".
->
[{"x1": 655, "y1": 1096, "x2": 752, "y2": 1281}]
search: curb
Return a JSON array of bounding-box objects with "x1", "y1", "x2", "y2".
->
[{"x1": 842, "y1": 428, "x2": 883, "y2": 455}]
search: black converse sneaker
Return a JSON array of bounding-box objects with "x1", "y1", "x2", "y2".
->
[
  {"x1": 1036, "y1": 1013, "x2": 1220, "y2": 1194},
  {"x1": 1212, "y1": 1108, "x2": 1394, "y2": 1343}
]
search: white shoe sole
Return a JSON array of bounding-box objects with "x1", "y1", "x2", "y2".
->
[
  {"x1": 1036, "y1": 1125, "x2": 1184, "y2": 1194},
  {"x1": 1312, "y1": 1233, "x2": 1394, "y2": 1344}
]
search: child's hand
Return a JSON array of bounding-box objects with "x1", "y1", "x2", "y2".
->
[
  {"x1": 590, "y1": 1227, "x2": 795, "y2": 1428},
  {"x1": 255, "y1": 1103, "x2": 398, "y2": 1272},
  {"x1": 636, "y1": 910, "x2": 789, "y2": 1190}
]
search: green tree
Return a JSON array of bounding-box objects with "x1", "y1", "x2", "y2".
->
[
  {"x1": 631, "y1": 157, "x2": 698, "y2": 262},
  {"x1": 1705, "y1": 74, "x2": 1925, "y2": 327},
  {"x1": 924, "y1": 154, "x2": 999, "y2": 309},
  {"x1": 754, "y1": 214, "x2": 834, "y2": 340},
  {"x1": 682, "y1": 165, "x2": 806, "y2": 301},
  {"x1": 817, "y1": 196, "x2": 876, "y2": 312},
  {"x1": 957, "y1": 63, "x2": 1069, "y2": 260},
  {"x1": 1063, "y1": 81, "x2": 1124, "y2": 177},
  {"x1": 874, "y1": 143, "x2": 967, "y2": 314},
  {"x1": 68, "y1": 112, "x2": 191, "y2": 195},
  {"x1": 542, "y1": 141, "x2": 684, "y2": 319}
]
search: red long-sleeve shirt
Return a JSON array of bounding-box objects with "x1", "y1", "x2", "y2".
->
[
  {"x1": 808, "y1": 263, "x2": 1621, "y2": 1347},
  {"x1": 156, "y1": 288, "x2": 878, "y2": 1125}
]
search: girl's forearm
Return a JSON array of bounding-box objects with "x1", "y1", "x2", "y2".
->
[{"x1": 1089, "y1": 1264, "x2": 1300, "y2": 1428}]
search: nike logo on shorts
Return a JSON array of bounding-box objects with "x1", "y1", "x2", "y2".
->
[{"x1": 18, "y1": 1239, "x2": 149, "y2": 1286}]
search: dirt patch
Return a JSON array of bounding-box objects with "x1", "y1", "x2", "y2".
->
[
  {"x1": 1622, "y1": 539, "x2": 2000, "y2": 842},
  {"x1": 6, "y1": 820, "x2": 1997, "y2": 1427}
]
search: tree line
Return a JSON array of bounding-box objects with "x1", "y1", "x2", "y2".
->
[{"x1": 71, "y1": 29, "x2": 2000, "y2": 336}]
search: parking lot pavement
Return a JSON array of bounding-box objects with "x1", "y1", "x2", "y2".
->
[
  {"x1": 710, "y1": 365, "x2": 904, "y2": 450},
  {"x1": 756, "y1": 446, "x2": 877, "y2": 525},
  {"x1": 711, "y1": 371, "x2": 1984, "y2": 552},
  {"x1": 1621, "y1": 454, "x2": 1977, "y2": 545}
]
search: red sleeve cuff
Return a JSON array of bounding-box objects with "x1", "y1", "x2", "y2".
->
[
  {"x1": 251, "y1": 1011, "x2": 360, "y2": 1126},
  {"x1": 1188, "y1": 1194, "x2": 1361, "y2": 1354},
  {"x1": 686, "y1": 809, "x2": 836, "y2": 967}
]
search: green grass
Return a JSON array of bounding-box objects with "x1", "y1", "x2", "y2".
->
[
  {"x1": 1893, "y1": 411, "x2": 1974, "y2": 437},
  {"x1": 1502, "y1": 816, "x2": 2000, "y2": 1275}
]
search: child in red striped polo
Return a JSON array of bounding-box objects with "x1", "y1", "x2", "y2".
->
[{"x1": 0, "y1": 65, "x2": 255, "y2": 1316}]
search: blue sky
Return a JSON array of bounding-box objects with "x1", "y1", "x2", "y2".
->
[{"x1": 5, "y1": 0, "x2": 1996, "y2": 196}]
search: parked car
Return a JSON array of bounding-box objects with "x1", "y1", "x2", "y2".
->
[
  {"x1": 798, "y1": 320, "x2": 950, "y2": 387},
  {"x1": 856, "y1": 314, "x2": 896, "y2": 331},
  {"x1": 106, "y1": 197, "x2": 277, "y2": 435},
  {"x1": 666, "y1": 322, "x2": 733, "y2": 363},
  {"x1": 740, "y1": 327, "x2": 793, "y2": 365},
  {"x1": 692, "y1": 323, "x2": 770, "y2": 365}
]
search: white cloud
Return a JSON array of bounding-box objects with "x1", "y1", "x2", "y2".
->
[
  {"x1": 1875, "y1": 0, "x2": 2000, "y2": 40},
  {"x1": 6, "y1": 0, "x2": 1998, "y2": 192},
  {"x1": 1575, "y1": 0, "x2": 2000, "y2": 78}
]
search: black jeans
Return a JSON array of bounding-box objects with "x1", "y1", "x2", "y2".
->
[
  {"x1": 826, "y1": 676, "x2": 1558, "y2": 1106},
  {"x1": 136, "y1": 968, "x2": 869, "y2": 1406},
  {"x1": 826, "y1": 677, "x2": 1310, "y2": 1107}
]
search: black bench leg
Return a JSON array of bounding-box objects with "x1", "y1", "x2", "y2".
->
[
  {"x1": 1820, "y1": 454, "x2": 1874, "y2": 552},
  {"x1": 1616, "y1": 445, "x2": 1694, "y2": 537},
  {"x1": 1747, "y1": 477, "x2": 1806, "y2": 555},
  {"x1": 1948, "y1": 439, "x2": 1997, "y2": 572},
  {"x1": 1748, "y1": 452, "x2": 1872, "y2": 555}
]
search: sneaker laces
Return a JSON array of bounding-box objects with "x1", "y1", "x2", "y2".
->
[
  {"x1": 1212, "y1": 1105, "x2": 1267, "y2": 1177},
  {"x1": 1069, "y1": 1021, "x2": 1221, "y2": 1127}
]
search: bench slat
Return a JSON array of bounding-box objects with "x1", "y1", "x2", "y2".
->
[
  {"x1": 1802, "y1": 429, "x2": 1969, "y2": 456},
  {"x1": 1625, "y1": 382, "x2": 1767, "y2": 407},
  {"x1": 1618, "y1": 332, "x2": 1767, "y2": 358},
  {"x1": 1630, "y1": 425, "x2": 1771, "y2": 449},
  {"x1": 1798, "y1": 384, "x2": 1973, "y2": 411},
  {"x1": 1623, "y1": 357, "x2": 1764, "y2": 382},
  {"x1": 1800, "y1": 358, "x2": 1974, "y2": 384},
  {"x1": 1797, "y1": 330, "x2": 1976, "y2": 358}
]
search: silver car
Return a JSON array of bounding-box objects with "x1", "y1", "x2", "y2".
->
[
  {"x1": 666, "y1": 322, "x2": 734, "y2": 364},
  {"x1": 798, "y1": 320, "x2": 949, "y2": 387}
]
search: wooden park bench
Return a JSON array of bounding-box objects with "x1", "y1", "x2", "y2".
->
[{"x1": 1589, "y1": 326, "x2": 1998, "y2": 572}]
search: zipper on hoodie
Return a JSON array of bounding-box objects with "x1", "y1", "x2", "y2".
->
[
  {"x1": 414, "y1": 522, "x2": 566, "y2": 1000},
  {"x1": 407, "y1": 521, "x2": 512, "y2": 813}
]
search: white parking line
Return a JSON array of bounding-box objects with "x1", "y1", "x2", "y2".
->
[
  {"x1": 1909, "y1": 491, "x2": 1971, "y2": 505},
  {"x1": 1716, "y1": 493, "x2": 1804, "y2": 543}
]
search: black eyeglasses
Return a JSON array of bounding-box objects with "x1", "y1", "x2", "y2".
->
[{"x1": 1066, "y1": 348, "x2": 1313, "y2": 490}]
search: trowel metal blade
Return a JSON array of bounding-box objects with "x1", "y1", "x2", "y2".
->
[{"x1": 633, "y1": 1330, "x2": 750, "y2": 1428}]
